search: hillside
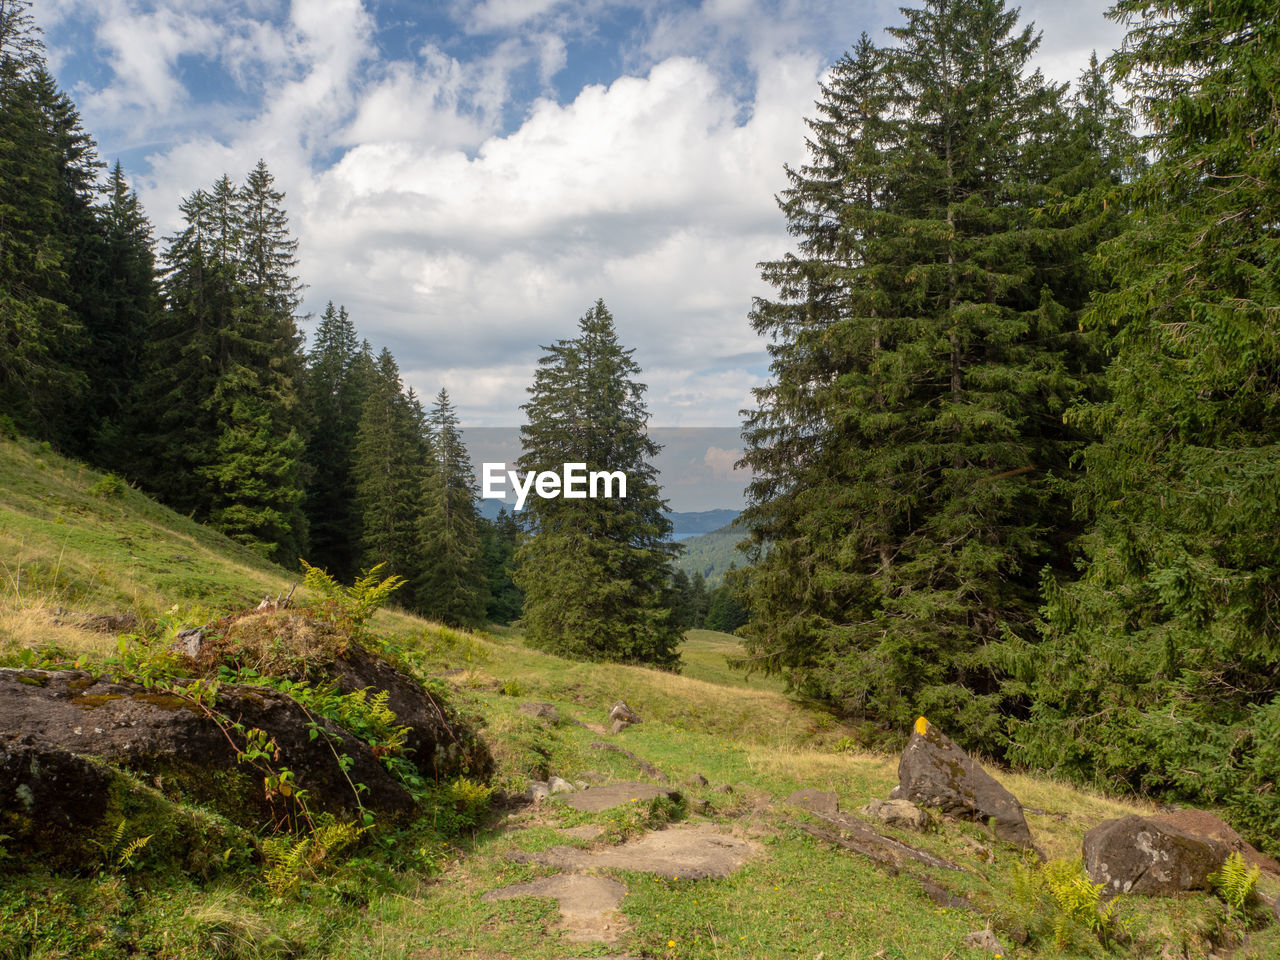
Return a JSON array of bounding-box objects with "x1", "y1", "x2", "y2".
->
[
  {"x1": 3, "y1": 435, "x2": 1278, "y2": 960},
  {"x1": 674, "y1": 523, "x2": 751, "y2": 585}
]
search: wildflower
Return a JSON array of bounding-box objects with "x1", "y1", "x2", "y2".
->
[{"x1": 668, "y1": 939, "x2": 676, "y2": 947}]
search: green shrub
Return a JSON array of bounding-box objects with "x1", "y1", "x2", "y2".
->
[{"x1": 89, "y1": 472, "x2": 126, "y2": 499}]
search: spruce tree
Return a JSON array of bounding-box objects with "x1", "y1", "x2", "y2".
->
[
  {"x1": 301, "y1": 302, "x2": 370, "y2": 579},
  {"x1": 1012, "y1": 0, "x2": 1280, "y2": 838},
  {"x1": 415, "y1": 388, "x2": 486, "y2": 627},
  {"x1": 352, "y1": 348, "x2": 425, "y2": 581},
  {"x1": 515, "y1": 300, "x2": 680, "y2": 666},
  {"x1": 140, "y1": 166, "x2": 307, "y2": 562},
  {"x1": 0, "y1": 10, "x2": 95, "y2": 437},
  {"x1": 81, "y1": 162, "x2": 159, "y2": 464},
  {"x1": 738, "y1": 0, "x2": 1118, "y2": 749},
  {"x1": 479, "y1": 508, "x2": 523, "y2": 624}
]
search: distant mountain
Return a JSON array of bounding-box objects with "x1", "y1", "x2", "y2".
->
[
  {"x1": 477, "y1": 498, "x2": 516, "y2": 521},
  {"x1": 664, "y1": 508, "x2": 740, "y2": 536}
]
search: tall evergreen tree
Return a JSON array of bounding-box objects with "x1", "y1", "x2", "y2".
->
[
  {"x1": 479, "y1": 508, "x2": 523, "y2": 624},
  {"x1": 301, "y1": 303, "x2": 371, "y2": 579},
  {"x1": 0, "y1": 8, "x2": 97, "y2": 437},
  {"x1": 515, "y1": 300, "x2": 680, "y2": 666},
  {"x1": 1012, "y1": 0, "x2": 1280, "y2": 839},
  {"x1": 415, "y1": 388, "x2": 486, "y2": 627},
  {"x1": 80, "y1": 161, "x2": 159, "y2": 463},
  {"x1": 738, "y1": 0, "x2": 1121, "y2": 749},
  {"x1": 139, "y1": 165, "x2": 307, "y2": 562},
  {"x1": 352, "y1": 348, "x2": 425, "y2": 581}
]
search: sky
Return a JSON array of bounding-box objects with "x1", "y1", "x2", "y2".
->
[{"x1": 39, "y1": 0, "x2": 1127, "y2": 507}]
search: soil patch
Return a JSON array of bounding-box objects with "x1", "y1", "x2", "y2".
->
[
  {"x1": 510, "y1": 822, "x2": 762, "y2": 880},
  {"x1": 559, "y1": 781, "x2": 680, "y2": 813},
  {"x1": 482, "y1": 874, "x2": 627, "y2": 943}
]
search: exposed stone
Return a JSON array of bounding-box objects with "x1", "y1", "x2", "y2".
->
[
  {"x1": 518, "y1": 701, "x2": 561, "y2": 723},
  {"x1": 689, "y1": 773, "x2": 709, "y2": 787},
  {"x1": 715, "y1": 784, "x2": 734, "y2": 794},
  {"x1": 862, "y1": 797, "x2": 930, "y2": 832},
  {"x1": 1, "y1": 734, "x2": 112, "y2": 861},
  {"x1": 549, "y1": 776, "x2": 575, "y2": 794},
  {"x1": 1083, "y1": 815, "x2": 1228, "y2": 897},
  {"x1": 1151, "y1": 808, "x2": 1280, "y2": 876},
  {"x1": 526, "y1": 781, "x2": 550, "y2": 803},
  {"x1": 558, "y1": 781, "x2": 680, "y2": 813},
  {"x1": 788, "y1": 788, "x2": 839, "y2": 816},
  {"x1": 483, "y1": 874, "x2": 627, "y2": 943},
  {"x1": 608, "y1": 700, "x2": 640, "y2": 732},
  {"x1": 181, "y1": 610, "x2": 491, "y2": 780},
  {"x1": 0, "y1": 668, "x2": 414, "y2": 825},
  {"x1": 509, "y1": 822, "x2": 760, "y2": 880},
  {"x1": 897, "y1": 716, "x2": 1036, "y2": 851},
  {"x1": 962, "y1": 929, "x2": 1007, "y2": 955}
]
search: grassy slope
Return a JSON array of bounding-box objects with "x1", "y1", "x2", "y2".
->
[{"x1": 2, "y1": 434, "x2": 1277, "y2": 960}]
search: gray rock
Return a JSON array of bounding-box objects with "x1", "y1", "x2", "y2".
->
[
  {"x1": 559, "y1": 781, "x2": 680, "y2": 813},
  {"x1": 788, "y1": 788, "x2": 839, "y2": 816},
  {"x1": 961, "y1": 929, "x2": 1006, "y2": 955},
  {"x1": 574, "y1": 780, "x2": 589, "y2": 790},
  {"x1": 526, "y1": 781, "x2": 550, "y2": 803},
  {"x1": 518, "y1": 701, "x2": 561, "y2": 722},
  {"x1": 690, "y1": 773, "x2": 709, "y2": 787},
  {"x1": 862, "y1": 797, "x2": 930, "y2": 832},
  {"x1": 715, "y1": 784, "x2": 734, "y2": 794},
  {"x1": 608, "y1": 700, "x2": 640, "y2": 732},
  {"x1": 898, "y1": 717, "x2": 1036, "y2": 851},
  {"x1": 549, "y1": 775, "x2": 575, "y2": 794},
  {"x1": 1083, "y1": 815, "x2": 1228, "y2": 897},
  {"x1": 0, "y1": 668, "x2": 413, "y2": 824}
]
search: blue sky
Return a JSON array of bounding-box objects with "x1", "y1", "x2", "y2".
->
[{"x1": 40, "y1": 0, "x2": 1127, "y2": 438}]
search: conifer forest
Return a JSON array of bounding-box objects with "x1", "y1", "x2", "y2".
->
[{"x1": 3, "y1": 0, "x2": 1279, "y2": 853}]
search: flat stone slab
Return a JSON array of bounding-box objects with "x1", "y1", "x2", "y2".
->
[
  {"x1": 482, "y1": 874, "x2": 627, "y2": 943},
  {"x1": 510, "y1": 822, "x2": 761, "y2": 880},
  {"x1": 558, "y1": 781, "x2": 679, "y2": 812},
  {"x1": 788, "y1": 788, "x2": 839, "y2": 816}
]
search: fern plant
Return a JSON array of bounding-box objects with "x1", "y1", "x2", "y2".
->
[
  {"x1": 300, "y1": 561, "x2": 405, "y2": 638},
  {"x1": 261, "y1": 814, "x2": 364, "y2": 899},
  {"x1": 1044, "y1": 858, "x2": 1126, "y2": 949},
  {"x1": 1209, "y1": 852, "x2": 1260, "y2": 918}
]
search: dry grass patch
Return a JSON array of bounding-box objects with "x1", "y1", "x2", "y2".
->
[{"x1": 0, "y1": 598, "x2": 115, "y2": 660}]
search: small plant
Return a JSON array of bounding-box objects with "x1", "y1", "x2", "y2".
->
[
  {"x1": 88, "y1": 472, "x2": 126, "y2": 499},
  {"x1": 1209, "y1": 851, "x2": 1260, "y2": 918},
  {"x1": 299, "y1": 562, "x2": 404, "y2": 638},
  {"x1": 92, "y1": 819, "x2": 153, "y2": 873},
  {"x1": 444, "y1": 776, "x2": 494, "y2": 830},
  {"x1": 1005, "y1": 856, "x2": 1126, "y2": 951},
  {"x1": 500, "y1": 679, "x2": 523, "y2": 697},
  {"x1": 260, "y1": 813, "x2": 365, "y2": 899}
]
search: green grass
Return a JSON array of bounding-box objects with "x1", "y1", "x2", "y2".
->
[{"x1": 3, "y1": 434, "x2": 1279, "y2": 960}]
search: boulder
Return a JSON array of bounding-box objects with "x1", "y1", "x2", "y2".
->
[
  {"x1": 897, "y1": 716, "x2": 1036, "y2": 851},
  {"x1": 1151, "y1": 808, "x2": 1280, "y2": 876},
  {"x1": 0, "y1": 668, "x2": 414, "y2": 826},
  {"x1": 609, "y1": 700, "x2": 640, "y2": 733},
  {"x1": 526, "y1": 780, "x2": 550, "y2": 803},
  {"x1": 862, "y1": 797, "x2": 930, "y2": 832},
  {"x1": 549, "y1": 776, "x2": 575, "y2": 794},
  {"x1": 181, "y1": 610, "x2": 491, "y2": 779},
  {"x1": 1083, "y1": 815, "x2": 1228, "y2": 897},
  {"x1": 2, "y1": 732, "x2": 253, "y2": 876}
]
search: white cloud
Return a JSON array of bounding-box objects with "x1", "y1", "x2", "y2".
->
[{"x1": 52, "y1": 0, "x2": 1127, "y2": 433}]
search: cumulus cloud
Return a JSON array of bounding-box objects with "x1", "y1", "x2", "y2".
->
[{"x1": 50, "y1": 0, "x2": 1126, "y2": 433}]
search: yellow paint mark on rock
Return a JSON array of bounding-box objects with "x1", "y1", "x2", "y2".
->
[{"x1": 915, "y1": 716, "x2": 929, "y2": 735}]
